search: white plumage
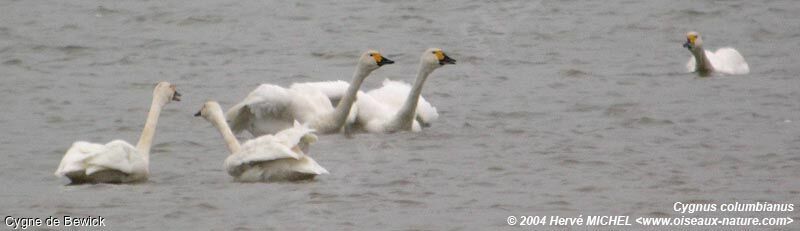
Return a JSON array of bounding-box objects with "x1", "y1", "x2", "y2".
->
[
  {"x1": 352, "y1": 48, "x2": 455, "y2": 133},
  {"x1": 55, "y1": 140, "x2": 145, "y2": 183},
  {"x1": 197, "y1": 101, "x2": 328, "y2": 182},
  {"x1": 685, "y1": 48, "x2": 749, "y2": 75},
  {"x1": 54, "y1": 82, "x2": 181, "y2": 184},
  {"x1": 224, "y1": 123, "x2": 328, "y2": 182},
  {"x1": 364, "y1": 79, "x2": 439, "y2": 126},
  {"x1": 226, "y1": 50, "x2": 394, "y2": 136},
  {"x1": 683, "y1": 31, "x2": 749, "y2": 75}
]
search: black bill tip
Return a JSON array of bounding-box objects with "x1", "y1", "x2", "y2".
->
[
  {"x1": 378, "y1": 57, "x2": 394, "y2": 66},
  {"x1": 440, "y1": 54, "x2": 456, "y2": 65}
]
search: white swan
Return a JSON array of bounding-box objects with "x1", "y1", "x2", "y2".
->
[
  {"x1": 196, "y1": 101, "x2": 328, "y2": 182},
  {"x1": 684, "y1": 31, "x2": 749, "y2": 75},
  {"x1": 289, "y1": 79, "x2": 439, "y2": 129},
  {"x1": 354, "y1": 48, "x2": 455, "y2": 133},
  {"x1": 54, "y1": 82, "x2": 181, "y2": 184},
  {"x1": 226, "y1": 50, "x2": 394, "y2": 136}
]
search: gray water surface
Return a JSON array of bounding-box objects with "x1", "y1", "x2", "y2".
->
[{"x1": 1, "y1": 0, "x2": 799, "y2": 230}]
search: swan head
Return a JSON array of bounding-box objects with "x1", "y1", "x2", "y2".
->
[
  {"x1": 683, "y1": 31, "x2": 703, "y2": 51},
  {"x1": 194, "y1": 101, "x2": 223, "y2": 121},
  {"x1": 358, "y1": 50, "x2": 394, "y2": 71},
  {"x1": 421, "y1": 48, "x2": 456, "y2": 69},
  {"x1": 154, "y1": 82, "x2": 181, "y2": 104}
]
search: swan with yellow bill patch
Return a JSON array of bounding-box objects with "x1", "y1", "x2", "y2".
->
[
  {"x1": 226, "y1": 50, "x2": 394, "y2": 136},
  {"x1": 353, "y1": 48, "x2": 456, "y2": 133},
  {"x1": 683, "y1": 31, "x2": 749, "y2": 75}
]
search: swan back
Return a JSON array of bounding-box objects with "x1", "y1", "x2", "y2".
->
[
  {"x1": 367, "y1": 79, "x2": 440, "y2": 123},
  {"x1": 225, "y1": 84, "x2": 295, "y2": 134},
  {"x1": 55, "y1": 140, "x2": 145, "y2": 183}
]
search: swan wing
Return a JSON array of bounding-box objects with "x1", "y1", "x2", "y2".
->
[
  {"x1": 292, "y1": 156, "x2": 329, "y2": 175},
  {"x1": 354, "y1": 92, "x2": 394, "y2": 133},
  {"x1": 273, "y1": 122, "x2": 318, "y2": 148},
  {"x1": 224, "y1": 135, "x2": 303, "y2": 176},
  {"x1": 287, "y1": 87, "x2": 336, "y2": 123},
  {"x1": 55, "y1": 140, "x2": 138, "y2": 177},
  {"x1": 711, "y1": 47, "x2": 749, "y2": 75},
  {"x1": 225, "y1": 84, "x2": 294, "y2": 134},
  {"x1": 55, "y1": 141, "x2": 106, "y2": 176},
  {"x1": 85, "y1": 140, "x2": 138, "y2": 175},
  {"x1": 290, "y1": 80, "x2": 350, "y2": 106},
  {"x1": 367, "y1": 79, "x2": 439, "y2": 123}
]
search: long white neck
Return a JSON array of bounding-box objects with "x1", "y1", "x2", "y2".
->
[
  {"x1": 692, "y1": 46, "x2": 714, "y2": 74},
  {"x1": 389, "y1": 63, "x2": 435, "y2": 131},
  {"x1": 318, "y1": 65, "x2": 371, "y2": 133},
  {"x1": 136, "y1": 95, "x2": 165, "y2": 163},
  {"x1": 209, "y1": 108, "x2": 241, "y2": 154}
]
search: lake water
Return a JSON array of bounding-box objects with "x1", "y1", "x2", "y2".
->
[{"x1": 1, "y1": 0, "x2": 798, "y2": 230}]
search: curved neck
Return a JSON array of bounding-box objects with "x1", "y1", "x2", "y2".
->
[
  {"x1": 390, "y1": 63, "x2": 435, "y2": 131},
  {"x1": 136, "y1": 95, "x2": 165, "y2": 163},
  {"x1": 692, "y1": 47, "x2": 714, "y2": 74},
  {"x1": 323, "y1": 65, "x2": 371, "y2": 131},
  {"x1": 209, "y1": 108, "x2": 241, "y2": 154}
]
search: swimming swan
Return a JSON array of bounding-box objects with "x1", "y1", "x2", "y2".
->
[
  {"x1": 683, "y1": 31, "x2": 749, "y2": 75},
  {"x1": 354, "y1": 48, "x2": 455, "y2": 133},
  {"x1": 196, "y1": 101, "x2": 328, "y2": 182},
  {"x1": 226, "y1": 50, "x2": 394, "y2": 136},
  {"x1": 290, "y1": 79, "x2": 439, "y2": 129},
  {"x1": 54, "y1": 82, "x2": 181, "y2": 184}
]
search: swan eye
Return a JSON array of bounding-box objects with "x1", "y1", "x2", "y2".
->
[
  {"x1": 372, "y1": 53, "x2": 382, "y2": 63},
  {"x1": 431, "y1": 51, "x2": 436, "y2": 54}
]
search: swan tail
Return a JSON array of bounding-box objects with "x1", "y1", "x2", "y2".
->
[
  {"x1": 55, "y1": 140, "x2": 137, "y2": 178},
  {"x1": 55, "y1": 141, "x2": 105, "y2": 177},
  {"x1": 713, "y1": 47, "x2": 749, "y2": 74}
]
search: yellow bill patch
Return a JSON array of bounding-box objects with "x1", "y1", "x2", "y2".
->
[
  {"x1": 687, "y1": 34, "x2": 696, "y2": 45},
  {"x1": 434, "y1": 50, "x2": 444, "y2": 61},
  {"x1": 372, "y1": 53, "x2": 383, "y2": 63}
]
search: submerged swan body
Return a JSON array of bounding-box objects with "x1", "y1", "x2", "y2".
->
[
  {"x1": 683, "y1": 31, "x2": 749, "y2": 75},
  {"x1": 354, "y1": 48, "x2": 455, "y2": 133},
  {"x1": 197, "y1": 101, "x2": 328, "y2": 182},
  {"x1": 226, "y1": 50, "x2": 393, "y2": 136},
  {"x1": 55, "y1": 82, "x2": 181, "y2": 184}
]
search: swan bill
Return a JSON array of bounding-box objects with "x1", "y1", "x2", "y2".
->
[
  {"x1": 683, "y1": 32, "x2": 699, "y2": 50},
  {"x1": 172, "y1": 91, "x2": 181, "y2": 101},
  {"x1": 194, "y1": 110, "x2": 202, "y2": 117},
  {"x1": 441, "y1": 53, "x2": 456, "y2": 65},
  {"x1": 376, "y1": 55, "x2": 394, "y2": 66},
  {"x1": 433, "y1": 50, "x2": 456, "y2": 65}
]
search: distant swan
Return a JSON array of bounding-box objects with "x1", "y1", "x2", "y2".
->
[
  {"x1": 54, "y1": 82, "x2": 181, "y2": 184},
  {"x1": 226, "y1": 50, "x2": 394, "y2": 136},
  {"x1": 354, "y1": 48, "x2": 455, "y2": 133},
  {"x1": 196, "y1": 101, "x2": 328, "y2": 182},
  {"x1": 683, "y1": 31, "x2": 749, "y2": 75}
]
